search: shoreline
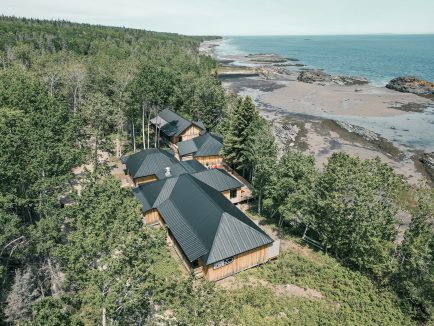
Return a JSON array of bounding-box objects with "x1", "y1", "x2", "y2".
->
[{"x1": 200, "y1": 39, "x2": 434, "y2": 184}]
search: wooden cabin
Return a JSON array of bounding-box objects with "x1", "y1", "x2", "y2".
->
[
  {"x1": 133, "y1": 174, "x2": 279, "y2": 281},
  {"x1": 150, "y1": 109, "x2": 206, "y2": 145},
  {"x1": 177, "y1": 133, "x2": 224, "y2": 168},
  {"x1": 121, "y1": 148, "x2": 206, "y2": 186}
]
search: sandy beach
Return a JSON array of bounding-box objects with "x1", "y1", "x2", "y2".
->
[
  {"x1": 262, "y1": 82, "x2": 431, "y2": 118},
  {"x1": 200, "y1": 40, "x2": 434, "y2": 184}
]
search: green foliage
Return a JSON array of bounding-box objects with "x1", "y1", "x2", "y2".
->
[
  {"x1": 244, "y1": 117, "x2": 278, "y2": 214},
  {"x1": 57, "y1": 177, "x2": 164, "y2": 324},
  {"x1": 223, "y1": 96, "x2": 259, "y2": 174},
  {"x1": 29, "y1": 297, "x2": 75, "y2": 326},
  {"x1": 236, "y1": 249, "x2": 413, "y2": 325},
  {"x1": 263, "y1": 150, "x2": 317, "y2": 226},
  {"x1": 309, "y1": 153, "x2": 404, "y2": 277},
  {"x1": 393, "y1": 186, "x2": 434, "y2": 323}
]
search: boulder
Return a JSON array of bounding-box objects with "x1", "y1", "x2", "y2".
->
[
  {"x1": 386, "y1": 76, "x2": 434, "y2": 95},
  {"x1": 297, "y1": 70, "x2": 369, "y2": 86},
  {"x1": 419, "y1": 152, "x2": 434, "y2": 182}
]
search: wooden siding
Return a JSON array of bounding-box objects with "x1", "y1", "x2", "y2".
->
[
  {"x1": 202, "y1": 244, "x2": 269, "y2": 281},
  {"x1": 134, "y1": 175, "x2": 158, "y2": 186},
  {"x1": 143, "y1": 209, "x2": 163, "y2": 226},
  {"x1": 181, "y1": 154, "x2": 194, "y2": 161},
  {"x1": 179, "y1": 125, "x2": 202, "y2": 141},
  {"x1": 196, "y1": 155, "x2": 223, "y2": 167},
  {"x1": 222, "y1": 188, "x2": 242, "y2": 204}
]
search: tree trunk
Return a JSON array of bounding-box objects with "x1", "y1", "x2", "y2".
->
[
  {"x1": 102, "y1": 307, "x2": 106, "y2": 326},
  {"x1": 131, "y1": 119, "x2": 136, "y2": 152},
  {"x1": 142, "y1": 103, "x2": 146, "y2": 150},
  {"x1": 258, "y1": 190, "x2": 262, "y2": 215}
]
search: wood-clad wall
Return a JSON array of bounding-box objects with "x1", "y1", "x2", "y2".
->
[
  {"x1": 202, "y1": 245, "x2": 269, "y2": 281},
  {"x1": 181, "y1": 154, "x2": 194, "y2": 161},
  {"x1": 134, "y1": 175, "x2": 158, "y2": 186},
  {"x1": 196, "y1": 155, "x2": 223, "y2": 167},
  {"x1": 222, "y1": 188, "x2": 242, "y2": 204},
  {"x1": 180, "y1": 125, "x2": 202, "y2": 141},
  {"x1": 143, "y1": 209, "x2": 163, "y2": 226}
]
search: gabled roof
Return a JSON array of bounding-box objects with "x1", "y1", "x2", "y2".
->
[
  {"x1": 154, "y1": 160, "x2": 206, "y2": 180},
  {"x1": 192, "y1": 168, "x2": 242, "y2": 192},
  {"x1": 123, "y1": 148, "x2": 177, "y2": 179},
  {"x1": 123, "y1": 148, "x2": 206, "y2": 180},
  {"x1": 133, "y1": 174, "x2": 272, "y2": 265},
  {"x1": 150, "y1": 109, "x2": 206, "y2": 137},
  {"x1": 177, "y1": 133, "x2": 224, "y2": 157}
]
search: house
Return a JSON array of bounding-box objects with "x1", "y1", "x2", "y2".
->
[
  {"x1": 121, "y1": 148, "x2": 206, "y2": 186},
  {"x1": 177, "y1": 133, "x2": 224, "y2": 167},
  {"x1": 150, "y1": 109, "x2": 206, "y2": 145},
  {"x1": 133, "y1": 173, "x2": 279, "y2": 281}
]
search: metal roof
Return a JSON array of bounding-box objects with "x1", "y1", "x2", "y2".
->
[
  {"x1": 151, "y1": 109, "x2": 205, "y2": 137},
  {"x1": 133, "y1": 174, "x2": 272, "y2": 265},
  {"x1": 124, "y1": 148, "x2": 206, "y2": 180},
  {"x1": 177, "y1": 133, "x2": 223, "y2": 157},
  {"x1": 192, "y1": 169, "x2": 242, "y2": 192},
  {"x1": 123, "y1": 148, "x2": 177, "y2": 179}
]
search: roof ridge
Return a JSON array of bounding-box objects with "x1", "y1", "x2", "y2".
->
[
  {"x1": 158, "y1": 187, "x2": 209, "y2": 259},
  {"x1": 206, "y1": 212, "x2": 272, "y2": 264}
]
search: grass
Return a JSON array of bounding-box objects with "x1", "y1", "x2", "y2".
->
[
  {"x1": 214, "y1": 247, "x2": 414, "y2": 325},
  {"x1": 206, "y1": 211, "x2": 415, "y2": 325}
]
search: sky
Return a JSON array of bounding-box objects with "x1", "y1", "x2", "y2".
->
[{"x1": 1, "y1": 0, "x2": 434, "y2": 36}]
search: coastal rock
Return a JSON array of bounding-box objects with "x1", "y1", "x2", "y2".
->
[
  {"x1": 246, "y1": 53, "x2": 288, "y2": 63},
  {"x1": 419, "y1": 152, "x2": 434, "y2": 182},
  {"x1": 386, "y1": 76, "x2": 434, "y2": 95},
  {"x1": 273, "y1": 122, "x2": 300, "y2": 151},
  {"x1": 297, "y1": 70, "x2": 369, "y2": 86},
  {"x1": 335, "y1": 121, "x2": 379, "y2": 142}
]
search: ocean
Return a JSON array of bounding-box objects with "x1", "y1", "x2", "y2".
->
[{"x1": 217, "y1": 35, "x2": 434, "y2": 86}]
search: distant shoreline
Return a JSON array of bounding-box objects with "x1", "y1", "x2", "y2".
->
[{"x1": 200, "y1": 39, "x2": 434, "y2": 184}]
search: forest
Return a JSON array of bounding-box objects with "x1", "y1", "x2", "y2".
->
[{"x1": 0, "y1": 16, "x2": 433, "y2": 325}]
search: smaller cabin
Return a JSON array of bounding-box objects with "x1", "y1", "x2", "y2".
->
[
  {"x1": 150, "y1": 109, "x2": 206, "y2": 145},
  {"x1": 191, "y1": 168, "x2": 244, "y2": 204},
  {"x1": 121, "y1": 148, "x2": 205, "y2": 186},
  {"x1": 177, "y1": 133, "x2": 224, "y2": 168}
]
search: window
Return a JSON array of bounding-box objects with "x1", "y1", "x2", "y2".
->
[
  {"x1": 230, "y1": 189, "x2": 237, "y2": 199},
  {"x1": 213, "y1": 257, "x2": 234, "y2": 269}
]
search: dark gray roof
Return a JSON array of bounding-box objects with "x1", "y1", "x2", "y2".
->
[
  {"x1": 192, "y1": 169, "x2": 242, "y2": 192},
  {"x1": 154, "y1": 160, "x2": 206, "y2": 180},
  {"x1": 133, "y1": 174, "x2": 272, "y2": 265},
  {"x1": 124, "y1": 148, "x2": 206, "y2": 180},
  {"x1": 123, "y1": 148, "x2": 177, "y2": 179},
  {"x1": 151, "y1": 109, "x2": 205, "y2": 137},
  {"x1": 177, "y1": 133, "x2": 224, "y2": 157}
]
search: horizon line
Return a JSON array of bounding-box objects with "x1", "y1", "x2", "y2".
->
[{"x1": 2, "y1": 15, "x2": 434, "y2": 37}]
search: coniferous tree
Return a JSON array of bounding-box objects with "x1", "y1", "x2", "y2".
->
[{"x1": 223, "y1": 96, "x2": 258, "y2": 175}]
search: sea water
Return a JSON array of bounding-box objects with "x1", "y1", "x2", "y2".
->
[
  {"x1": 217, "y1": 35, "x2": 434, "y2": 86},
  {"x1": 216, "y1": 35, "x2": 434, "y2": 152}
]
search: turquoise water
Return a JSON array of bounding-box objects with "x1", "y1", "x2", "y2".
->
[{"x1": 217, "y1": 35, "x2": 434, "y2": 86}]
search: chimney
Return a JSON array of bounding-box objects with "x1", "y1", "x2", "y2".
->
[{"x1": 165, "y1": 167, "x2": 171, "y2": 177}]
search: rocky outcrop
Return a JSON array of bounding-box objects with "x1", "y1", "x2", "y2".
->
[
  {"x1": 386, "y1": 76, "x2": 434, "y2": 95},
  {"x1": 419, "y1": 152, "x2": 434, "y2": 182},
  {"x1": 335, "y1": 121, "x2": 379, "y2": 142},
  {"x1": 246, "y1": 53, "x2": 288, "y2": 63},
  {"x1": 297, "y1": 70, "x2": 369, "y2": 86}
]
